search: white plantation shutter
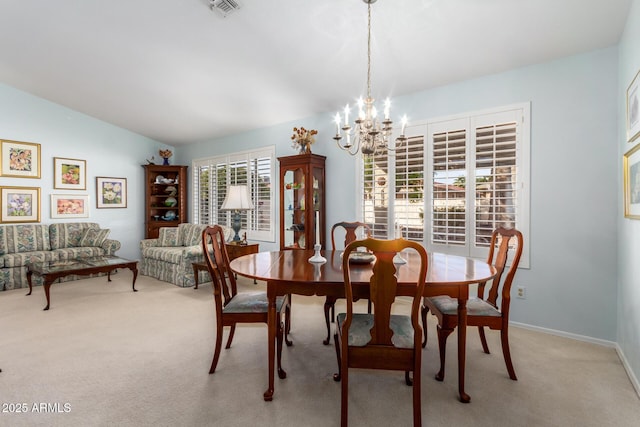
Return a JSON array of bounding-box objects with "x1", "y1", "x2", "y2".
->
[
  {"x1": 474, "y1": 120, "x2": 518, "y2": 247},
  {"x1": 249, "y1": 155, "x2": 272, "y2": 233},
  {"x1": 430, "y1": 125, "x2": 467, "y2": 250},
  {"x1": 362, "y1": 150, "x2": 390, "y2": 239},
  {"x1": 395, "y1": 135, "x2": 425, "y2": 242},
  {"x1": 193, "y1": 146, "x2": 275, "y2": 241}
]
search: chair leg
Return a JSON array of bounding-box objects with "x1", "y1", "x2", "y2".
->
[
  {"x1": 367, "y1": 299, "x2": 372, "y2": 314},
  {"x1": 500, "y1": 326, "x2": 518, "y2": 380},
  {"x1": 405, "y1": 371, "x2": 413, "y2": 386},
  {"x1": 323, "y1": 297, "x2": 336, "y2": 345},
  {"x1": 276, "y1": 316, "x2": 287, "y2": 379},
  {"x1": 435, "y1": 325, "x2": 454, "y2": 381},
  {"x1": 478, "y1": 326, "x2": 490, "y2": 354},
  {"x1": 340, "y1": 358, "x2": 349, "y2": 427},
  {"x1": 332, "y1": 332, "x2": 342, "y2": 382},
  {"x1": 421, "y1": 304, "x2": 429, "y2": 348},
  {"x1": 209, "y1": 323, "x2": 224, "y2": 374},
  {"x1": 413, "y1": 360, "x2": 422, "y2": 427},
  {"x1": 224, "y1": 325, "x2": 236, "y2": 349},
  {"x1": 284, "y1": 302, "x2": 293, "y2": 347}
]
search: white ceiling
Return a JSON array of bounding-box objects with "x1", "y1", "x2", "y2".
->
[{"x1": 0, "y1": 0, "x2": 632, "y2": 146}]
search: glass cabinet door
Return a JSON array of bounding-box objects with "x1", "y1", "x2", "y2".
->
[{"x1": 283, "y1": 167, "x2": 306, "y2": 249}]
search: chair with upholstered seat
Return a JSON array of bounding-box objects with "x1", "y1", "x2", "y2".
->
[
  {"x1": 421, "y1": 227, "x2": 523, "y2": 382},
  {"x1": 202, "y1": 225, "x2": 292, "y2": 377},
  {"x1": 333, "y1": 238, "x2": 428, "y2": 427},
  {"x1": 322, "y1": 221, "x2": 372, "y2": 345}
]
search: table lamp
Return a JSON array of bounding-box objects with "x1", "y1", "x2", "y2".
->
[{"x1": 221, "y1": 185, "x2": 254, "y2": 242}]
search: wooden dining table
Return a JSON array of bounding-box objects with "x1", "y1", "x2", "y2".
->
[{"x1": 229, "y1": 249, "x2": 496, "y2": 403}]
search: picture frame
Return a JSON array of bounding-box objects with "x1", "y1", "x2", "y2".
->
[
  {"x1": 627, "y1": 68, "x2": 640, "y2": 142},
  {"x1": 54, "y1": 157, "x2": 87, "y2": 190},
  {"x1": 0, "y1": 139, "x2": 41, "y2": 178},
  {"x1": 0, "y1": 186, "x2": 41, "y2": 223},
  {"x1": 50, "y1": 194, "x2": 90, "y2": 219},
  {"x1": 624, "y1": 143, "x2": 640, "y2": 219},
  {"x1": 96, "y1": 177, "x2": 127, "y2": 208}
]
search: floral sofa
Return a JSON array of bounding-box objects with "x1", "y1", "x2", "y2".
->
[
  {"x1": 140, "y1": 223, "x2": 232, "y2": 287},
  {"x1": 0, "y1": 222, "x2": 121, "y2": 290}
]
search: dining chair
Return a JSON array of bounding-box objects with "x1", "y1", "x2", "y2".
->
[
  {"x1": 421, "y1": 227, "x2": 523, "y2": 382},
  {"x1": 333, "y1": 238, "x2": 428, "y2": 427},
  {"x1": 322, "y1": 221, "x2": 372, "y2": 345},
  {"x1": 202, "y1": 225, "x2": 292, "y2": 377}
]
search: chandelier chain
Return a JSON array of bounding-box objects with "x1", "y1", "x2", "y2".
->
[{"x1": 367, "y1": 1, "x2": 372, "y2": 99}]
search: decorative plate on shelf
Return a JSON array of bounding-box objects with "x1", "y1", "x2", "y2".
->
[{"x1": 348, "y1": 251, "x2": 375, "y2": 264}]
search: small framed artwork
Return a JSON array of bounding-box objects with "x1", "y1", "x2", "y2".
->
[
  {"x1": 624, "y1": 143, "x2": 640, "y2": 219},
  {"x1": 0, "y1": 186, "x2": 41, "y2": 223},
  {"x1": 627, "y1": 68, "x2": 640, "y2": 142},
  {"x1": 96, "y1": 177, "x2": 127, "y2": 208},
  {"x1": 0, "y1": 139, "x2": 41, "y2": 178},
  {"x1": 54, "y1": 157, "x2": 86, "y2": 190},
  {"x1": 50, "y1": 194, "x2": 90, "y2": 219}
]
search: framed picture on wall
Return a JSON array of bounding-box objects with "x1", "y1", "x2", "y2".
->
[
  {"x1": 0, "y1": 186, "x2": 41, "y2": 223},
  {"x1": 627, "y1": 68, "x2": 640, "y2": 142},
  {"x1": 624, "y1": 142, "x2": 640, "y2": 219},
  {"x1": 0, "y1": 139, "x2": 41, "y2": 178},
  {"x1": 50, "y1": 194, "x2": 90, "y2": 219},
  {"x1": 96, "y1": 177, "x2": 127, "y2": 208},
  {"x1": 54, "y1": 157, "x2": 86, "y2": 190}
]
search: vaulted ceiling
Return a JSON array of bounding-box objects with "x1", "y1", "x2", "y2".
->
[{"x1": 0, "y1": 0, "x2": 632, "y2": 145}]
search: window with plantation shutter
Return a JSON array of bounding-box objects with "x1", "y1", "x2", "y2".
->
[
  {"x1": 358, "y1": 103, "x2": 530, "y2": 267},
  {"x1": 193, "y1": 146, "x2": 275, "y2": 241}
]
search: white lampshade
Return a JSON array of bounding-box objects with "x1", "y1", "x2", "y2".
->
[{"x1": 221, "y1": 185, "x2": 254, "y2": 211}]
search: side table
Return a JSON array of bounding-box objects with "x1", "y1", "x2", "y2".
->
[{"x1": 193, "y1": 242, "x2": 259, "y2": 289}]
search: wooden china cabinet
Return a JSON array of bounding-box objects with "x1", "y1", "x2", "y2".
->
[
  {"x1": 143, "y1": 164, "x2": 188, "y2": 239},
  {"x1": 278, "y1": 153, "x2": 326, "y2": 250}
]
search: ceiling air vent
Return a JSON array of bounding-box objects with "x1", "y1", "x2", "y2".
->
[{"x1": 209, "y1": 0, "x2": 241, "y2": 18}]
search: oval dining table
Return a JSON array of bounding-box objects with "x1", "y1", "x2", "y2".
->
[{"x1": 229, "y1": 249, "x2": 496, "y2": 403}]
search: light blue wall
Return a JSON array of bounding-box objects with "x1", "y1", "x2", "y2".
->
[
  {"x1": 618, "y1": 0, "x2": 640, "y2": 391},
  {"x1": 181, "y1": 47, "x2": 620, "y2": 344},
  {"x1": 0, "y1": 83, "x2": 169, "y2": 260}
]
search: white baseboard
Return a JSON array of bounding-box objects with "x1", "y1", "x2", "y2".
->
[
  {"x1": 510, "y1": 320, "x2": 640, "y2": 399},
  {"x1": 509, "y1": 321, "x2": 616, "y2": 347},
  {"x1": 615, "y1": 344, "x2": 640, "y2": 399}
]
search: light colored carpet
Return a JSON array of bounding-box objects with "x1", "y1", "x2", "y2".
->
[{"x1": 1, "y1": 273, "x2": 638, "y2": 427}]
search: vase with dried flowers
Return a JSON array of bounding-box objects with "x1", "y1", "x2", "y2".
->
[
  {"x1": 159, "y1": 149, "x2": 173, "y2": 165},
  {"x1": 291, "y1": 127, "x2": 318, "y2": 154}
]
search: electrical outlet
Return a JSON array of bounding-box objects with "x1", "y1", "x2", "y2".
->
[{"x1": 516, "y1": 286, "x2": 526, "y2": 299}]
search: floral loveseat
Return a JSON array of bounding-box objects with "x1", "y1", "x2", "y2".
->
[
  {"x1": 0, "y1": 222, "x2": 121, "y2": 290},
  {"x1": 140, "y1": 223, "x2": 232, "y2": 287}
]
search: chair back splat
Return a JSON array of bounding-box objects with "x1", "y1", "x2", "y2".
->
[{"x1": 334, "y1": 237, "x2": 428, "y2": 427}]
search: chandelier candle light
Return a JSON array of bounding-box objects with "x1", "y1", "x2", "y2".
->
[{"x1": 333, "y1": 0, "x2": 408, "y2": 157}]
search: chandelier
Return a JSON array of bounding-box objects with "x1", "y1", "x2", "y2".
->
[{"x1": 333, "y1": 0, "x2": 407, "y2": 157}]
